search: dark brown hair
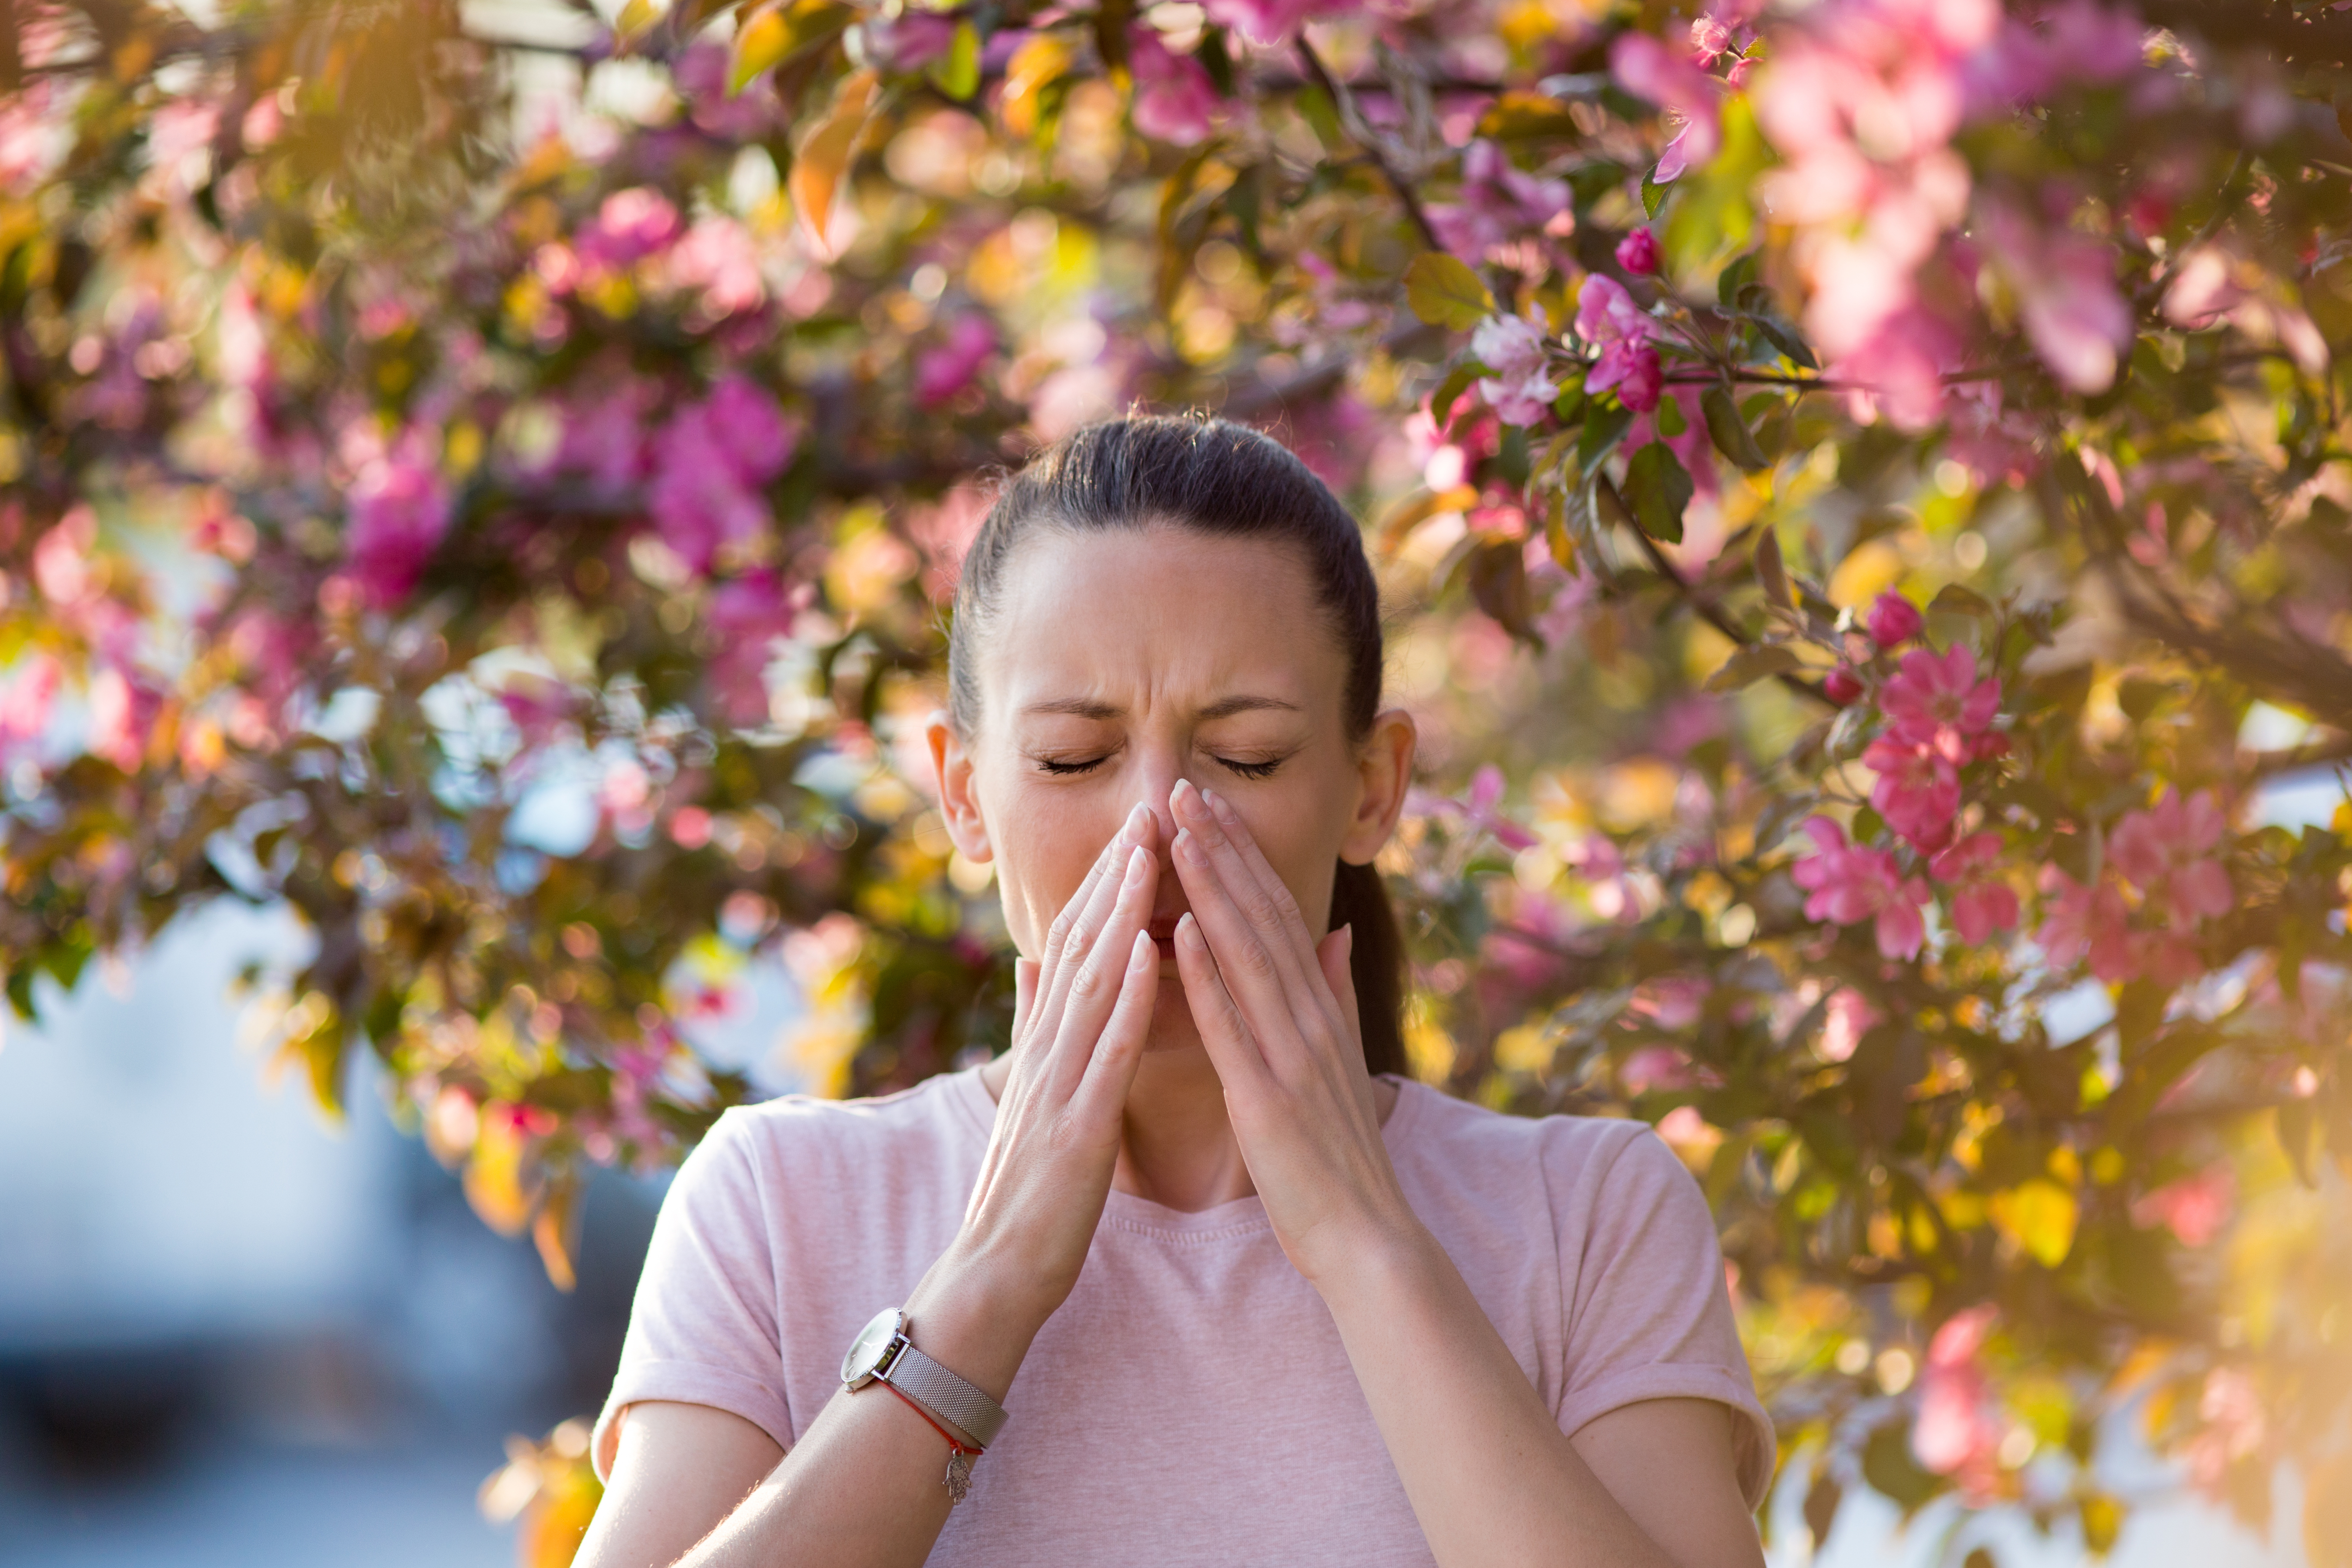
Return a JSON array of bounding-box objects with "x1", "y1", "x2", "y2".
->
[{"x1": 947, "y1": 414, "x2": 1409, "y2": 1078}]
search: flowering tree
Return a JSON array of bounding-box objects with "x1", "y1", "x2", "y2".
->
[{"x1": 6, "y1": 0, "x2": 2352, "y2": 1560}]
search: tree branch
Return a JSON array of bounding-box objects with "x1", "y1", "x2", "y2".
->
[{"x1": 1293, "y1": 34, "x2": 1447, "y2": 257}]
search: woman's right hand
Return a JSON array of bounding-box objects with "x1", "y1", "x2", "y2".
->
[{"x1": 902, "y1": 803, "x2": 1162, "y2": 1369}]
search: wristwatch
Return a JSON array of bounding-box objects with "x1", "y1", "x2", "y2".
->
[{"x1": 840, "y1": 1307, "x2": 1009, "y2": 1452}]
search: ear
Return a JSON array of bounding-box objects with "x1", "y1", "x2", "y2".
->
[
  {"x1": 1339, "y1": 707, "x2": 1417, "y2": 866},
  {"x1": 927, "y1": 709, "x2": 993, "y2": 863}
]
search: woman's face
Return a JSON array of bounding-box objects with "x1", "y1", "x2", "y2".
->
[{"x1": 929, "y1": 524, "x2": 1414, "y2": 1053}]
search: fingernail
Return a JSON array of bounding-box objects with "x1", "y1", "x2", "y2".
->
[
  {"x1": 1202, "y1": 787, "x2": 1234, "y2": 824},
  {"x1": 1174, "y1": 827, "x2": 1201, "y2": 861},
  {"x1": 1125, "y1": 844, "x2": 1150, "y2": 884},
  {"x1": 1171, "y1": 777, "x2": 1198, "y2": 815},
  {"x1": 1177, "y1": 912, "x2": 1203, "y2": 947},
  {"x1": 1131, "y1": 928, "x2": 1154, "y2": 967}
]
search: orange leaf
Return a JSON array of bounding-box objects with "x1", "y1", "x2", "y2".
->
[{"x1": 788, "y1": 69, "x2": 877, "y2": 256}]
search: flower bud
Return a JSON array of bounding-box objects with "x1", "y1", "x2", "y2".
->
[
  {"x1": 1866, "y1": 590, "x2": 1922, "y2": 648},
  {"x1": 1615, "y1": 226, "x2": 1661, "y2": 276}
]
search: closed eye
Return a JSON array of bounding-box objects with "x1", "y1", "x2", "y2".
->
[
  {"x1": 1214, "y1": 755, "x2": 1284, "y2": 781},
  {"x1": 1034, "y1": 755, "x2": 1109, "y2": 775}
]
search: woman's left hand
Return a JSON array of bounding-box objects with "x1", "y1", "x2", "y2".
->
[{"x1": 1166, "y1": 775, "x2": 1422, "y2": 1286}]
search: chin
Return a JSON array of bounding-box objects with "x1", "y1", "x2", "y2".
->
[{"x1": 1140, "y1": 987, "x2": 1207, "y2": 1054}]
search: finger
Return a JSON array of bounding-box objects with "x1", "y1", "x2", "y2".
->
[
  {"x1": 1317, "y1": 924, "x2": 1361, "y2": 1044},
  {"x1": 1173, "y1": 911, "x2": 1272, "y2": 1094},
  {"x1": 1170, "y1": 821, "x2": 1317, "y2": 1052},
  {"x1": 1041, "y1": 805, "x2": 1145, "y2": 978},
  {"x1": 1190, "y1": 783, "x2": 1326, "y2": 982},
  {"x1": 1047, "y1": 844, "x2": 1158, "y2": 1093},
  {"x1": 1014, "y1": 957, "x2": 1040, "y2": 1031},
  {"x1": 1033, "y1": 806, "x2": 1152, "y2": 1045},
  {"x1": 1072, "y1": 928, "x2": 1158, "y2": 1121}
]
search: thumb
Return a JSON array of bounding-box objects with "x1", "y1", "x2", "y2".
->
[
  {"x1": 1012, "y1": 956, "x2": 1041, "y2": 1038},
  {"x1": 1317, "y1": 923, "x2": 1361, "y2": 1040}
]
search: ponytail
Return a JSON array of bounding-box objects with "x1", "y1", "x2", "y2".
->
[{"x1": 1330, "y1": 858, "x2": 1407, "y2": 1078}]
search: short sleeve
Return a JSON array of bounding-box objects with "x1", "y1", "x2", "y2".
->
[
  {"x1": 591, "y1": 1109, "x2": 793, "y2": 1481},
  {"x1": 1552, "y1": 1126, "x2": 1775, "y2": 1508}
]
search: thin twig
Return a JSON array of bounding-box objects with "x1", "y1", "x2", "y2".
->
[{"x1": 1293, "y1": 34, "x2": 1447, "y2": 256}]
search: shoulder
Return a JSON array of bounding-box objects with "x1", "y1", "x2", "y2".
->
[
  {"x1": 678, "y1": 1068, "x2": 994, "y2": 1210},
  {"x1": 1388, "y1": 1078, "x2": 1662, "y2": 1185}
]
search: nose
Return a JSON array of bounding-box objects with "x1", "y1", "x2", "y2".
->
[{"x1": 1127, "y1": 746, "x2": 1185, "y2": 865}]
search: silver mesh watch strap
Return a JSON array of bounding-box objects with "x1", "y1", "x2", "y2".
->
[{"x1": 882, "y1": 1340, "x2": 1008, "y2": 1450}]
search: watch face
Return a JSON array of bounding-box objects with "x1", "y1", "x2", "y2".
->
[{"x1": 841, "y1": 1307, "x2": 904, "y2": 1386}]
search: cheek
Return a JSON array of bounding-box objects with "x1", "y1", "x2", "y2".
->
[
  {"x1": 1228, "y1": 769, "x2": 1355, "y2": 929},
  {"x1": 987, "y1": 784, "x2": 1116, "y2": 954}
]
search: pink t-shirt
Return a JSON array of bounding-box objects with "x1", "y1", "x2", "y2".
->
[{"x1": 593, "y1": 1066, "x2": 1773, "y2": 1564}]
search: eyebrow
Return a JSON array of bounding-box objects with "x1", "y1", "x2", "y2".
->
[{"x1": 1018, "y1": 695, "x2": 1303, "y2": 721}]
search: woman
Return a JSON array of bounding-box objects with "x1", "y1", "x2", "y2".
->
[{"x1": 576, "y1": 416, "x2": 1773, "y2": 1568}]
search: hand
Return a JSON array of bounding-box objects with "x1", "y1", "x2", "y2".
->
[
  {"x1": 1166, "y1": 778, "x2": 1421, "y2": 1286},
  {"x1": 922, "y1": 803, "x2": 1163, "y2": 1338}
]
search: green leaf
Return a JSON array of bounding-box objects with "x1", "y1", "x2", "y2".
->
[
  {"x1": 1702, "y1": 385, "x2": 1770, "y2": 471},
  {"x1": 1656, "y1": 394, "x2": 1686, "y2": 436},
  {"x1": 1755, "y1": 315, "x2": 1819, "y2": 370},
  {"x1": 1862, "y1": 1420, "x2": 1942, "y2": 1516},
  {"x1": 1754, "y1": 524, "x2": 1793, "y2": 608},
  {"x1": 927, "y1": 20, "x2": 981, "y2": 100},
  {"x1": 1804, "y1": 1465, "x2": 1843, "y2": 1551},
  {"x1": 1578, "y1": 401, "x2": 1634, "y2": 479},
  {"x1": 1406, "y1": 252, "x2": 1494, "y2": 330},
  {"x1": 1623, "y1": 441, "x2": 1694, "y2": 543},
  {"x1": 1705, "y1": 642, "x2": 1800, "y2": 692},
  {"x1": 1550, "y1": 369, "x2": 1587, "y2": 424},
  {"x1": 1430, "y1": 362, "x2": 1483, "y2": 429},
  {"x1": 1641, "y1": 170, "x2": 1665, "y2": 217},
  {"x1": 1929, "y1": 582, "x2": 1995, "y2": 618},
  {"x1": 1717, "y1": 250, "x2": 1759, "y2": 309}
]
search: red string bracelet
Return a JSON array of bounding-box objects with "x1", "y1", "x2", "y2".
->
[{"x1": 879, "y1": 1377, "x2": 983, "y2": 1458}]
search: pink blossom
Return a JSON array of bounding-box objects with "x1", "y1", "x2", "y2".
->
[
  {"x1": 2132, "y1": 1165, "x2": 2233, "y2": 1247},
  {"x1": 1880, "y1": 643, "x2": 2001, "y2": 752},
  {"x1": 85, "y1": 665, "x2": 162, "y2": 773},
  {"x1": 915, "y1": 315, "x2": 998, "y2": 408},
  {"x1": 1818, "y1": 986, "x2": 1880, "y2": 1062},
  {"x1": 1412, "y1": 763, "x2": 1539, "y2": 851},
  {"x1": 2110, "y1": 788, "x2": 2234, "y2": 928},
  {"x1": 1197, "y1": 0, "x2": 1340, "y2": 46},
  {"x1": 671, "y1": 43, "x2": 787, "y2": 139},
  {"x1": 1867, "y1": 589, "x2": 1923, "y2": 647},
  {"x1": 1427, "y1": 140, "x2": 1574, "y2": 264},
  {"x1": 1863, "y1": 735, "x2": 1960, "y2": 851},
  {"x1": 702, "y1": 375, "x2": 796, "y2": 481},
  {"x1": 1823, "y1": 666, "x2": 1865, "y2": 706},
  {"x1": 1621, "y1": 1045, "x2": 1697, "y2": 1093},
  {"x1": 1575, "y1": 274, "x2": 1654, "y2": 347},
  {"x1": 346, "y1": 446, "x2": 453, "y2": 608},
  {"x1": 1930, "y1": 830, "x2": 2021, "y2": 943},
  {"x1": 1914, "y1": 1305, "x2": 2003, "y2": 1486},
  {"x1": 704, "y1": 570, "x2": 797, "y2": 726},
  {"x1": 665, "y1": 214, "x2": 766, "y2": 315},
  {"x1": 576, "y1": 188, "x2": 683, "y2": 273},
  {"x1": 1130, "y1": 31, "x2": 1221, "y2": 147},
  {"x1": 1984, "y1": 202, "x2": 2134, "y2": 394},
  {"x1": 549, "y1": 377, "x2": 657, "y2": 495},
  {"x1": 860, "y1": 12, "x2": 958, "y2": 71},
  {"x1": 649, "y1": 416, "x2": 769, "y2": 576},
  {"x1": 2185, "y1": 1368, "x2": 2267, "y2": 1494},
  {"x1": 1789, "y1": 815, "x2": 1932, "y2": 959},
  {"x1": 1630, "y1": 975, "x2": 1712, "y2": 1032},
  {"x1": 1611, "y1": 33, "x2": 1722, "y2": 182},
  {"x1": 1471, "y1": 313, "x2": 1558, "y2": 426},
  {"x1": 1615, "y1": 226, "x2": 1662, "y2": 276},
  {"x1": 2037, "y1": 867, "x2": 2138, "y2": 984},
  {"x1": 1690, "y1": 16, "x2": 1733, "y2": 65},
  {"x1": 0, "y1": 651, "x2": 61, "y2": 761}
]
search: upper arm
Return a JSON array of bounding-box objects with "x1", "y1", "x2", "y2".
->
[
  {"x1": 573, "y1": 1400, "x2": 786, "y2": 1568},
  {"x1": 1569, "y1": 1397, "x2": 1765, "y2": 1568}
]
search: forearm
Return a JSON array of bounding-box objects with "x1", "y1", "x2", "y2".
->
[
  {"x1": 675, "y1": 1243, "x2": 1050, "y2": 1568},
  {"x1": 1315, "y1": 1222, "x2": 1679, "y2": 1568}
]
